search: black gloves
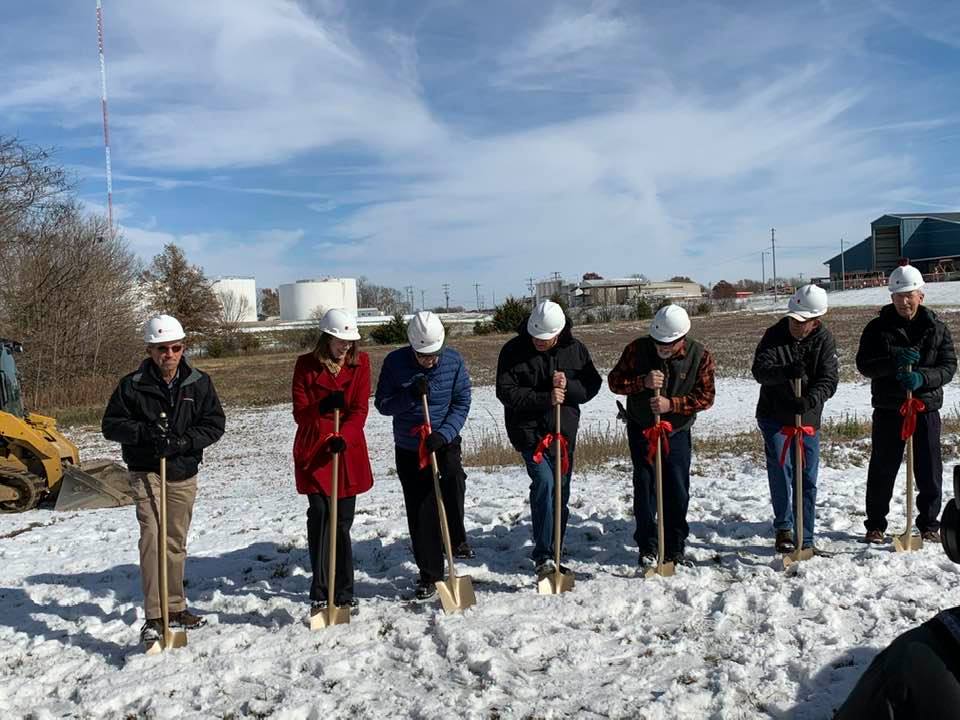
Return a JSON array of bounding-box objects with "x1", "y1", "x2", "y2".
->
[
  {"x1": 783, "y1": 360, "x2": 806, "y2": 380},
  {"x1": 409, "y1": 376, "x2": 429, "y2": 401},
  {"x1": 425, "y1": 432, "x2": 446, "y2": 452},
  {"x1": 789, "y1": 396, "x2": 817, "y2": 415},
  {"x1": 317, "y1": 391, "x2": 345, "y2": 414},
  {"x1": 326, "y1": 435, "x2": 347, "y2": 454},
  {"x1": 892, "y1": 346, "x2": 920, "y2": 369},
  {"x1": 151, "y1": 428, "x2": 190, "y2": 458}
]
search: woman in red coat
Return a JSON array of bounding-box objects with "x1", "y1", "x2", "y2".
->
[{"x1": 292, "y1": 308, "x2": 373, "y2": 614}]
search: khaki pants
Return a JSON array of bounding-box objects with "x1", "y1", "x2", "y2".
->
[{"x1": 130, "y1": 472, "x2": 198, "y2": 619}]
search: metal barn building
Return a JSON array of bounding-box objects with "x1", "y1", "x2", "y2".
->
[{"x1": 825, "y1": 213, "x2": 960, "y2": 280}]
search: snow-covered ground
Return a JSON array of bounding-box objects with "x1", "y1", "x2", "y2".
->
[{"x1": 3, "y1": 379, "x2": 960, "y2": 718}]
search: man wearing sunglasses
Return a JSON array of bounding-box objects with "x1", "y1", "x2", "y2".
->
[
  {"x1": 102, "y1": 314, "x2": 225, "y2": 646},
  {"x1": 609, "y1": 303, "x2": 715, "y2": 568},
  {"x1": 375, "y1": 311, "x2": 472, "y2": 600}
]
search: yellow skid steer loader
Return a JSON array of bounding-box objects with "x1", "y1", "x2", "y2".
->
[{"x1": 0, "y1": 339, "x2": 133, "y2": 512}]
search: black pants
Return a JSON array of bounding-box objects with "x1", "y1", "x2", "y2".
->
[
  {"x1": 395, "y1": 437, "x2": 468, "y2": 582},
  {"x1": 306, "y1": 492, "x2": 356, "y2": 604},
  {"x1": 835, "y1": 614, "x2": 960, "y2": 719},
  {"x1": 627, "y1": 423, "x2": 692, "y2": 557},
  {"x1": 866, "y1": 408, "x2": 943, "y2": 533}
]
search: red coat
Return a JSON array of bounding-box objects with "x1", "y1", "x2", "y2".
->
[{"x1": 292, "y1": 351, "x2": 374, "y2": 497}]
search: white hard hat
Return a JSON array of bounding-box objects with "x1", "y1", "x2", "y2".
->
[
  {"x1": 649, "y1": 304, "x2": 690, "y2": 343},
  {"x1": 527, "y1": 300, "x2": 565, "y2": 340},
  {"x1": 319, "y1": 308, "x2": 361, "y2": 341},
  {"x1": 786, "y1": 284, "x2": 828, "y2": 321},
  {"x1": 888, "y1": 261, "x2": 925, "y2": 294},
  {"x1": 407, "y1": 311, "x2": 445, "y2": 354},
  {"x1": 143, "y1": 315, "x2": 185, "y2": 344}
]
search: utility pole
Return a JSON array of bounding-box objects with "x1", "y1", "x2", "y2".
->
[
  {"x1": 526, "y1": 277, "x2": 535, "y2": 300},
  {"x1": 442, "y1": 283, "x2": 450, "y2": 310},
  {"x1": 420, "y1": 289, "x2": 426, "y2": 311},
  {"x1": 771, "y1": 228, "x2": 778, "y2": 304},
  {"x1": 492, "y1": 290, "x2": 496, "y2": 307},
  {"x1": 840, "y1": 237, "x2": 846, "y2": 292},
  {"x1": 474, "y1": 283, "x2": 481, "y2": 311},
  {"x1": 404, "y1": 285, "x2": 414, "y2": 313},
  {"x1": 761, "y1": 251, "x2": 766, "y2": 293}
]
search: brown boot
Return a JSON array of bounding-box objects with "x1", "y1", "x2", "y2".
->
[
  {"x1": 864, "y1": 529, "x2": 885, "y2": 544},
  {"x1": 775, "y1": 529, "x2": 796, "y2": 553},
  {"x1": 169, "y1": 608, "x2": 206, "y2": 629}
]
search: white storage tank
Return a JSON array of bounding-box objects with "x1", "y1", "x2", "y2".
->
[
  {"x1": 211, "y1": 276, "x2": 257, "y2": 322},
  {"x1": 279, "y1": 278, "x2": 358, "y2": 322}
]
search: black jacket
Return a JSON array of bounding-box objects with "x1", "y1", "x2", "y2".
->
[
  {"x1": 102, "y1": 357, "x2": 225, "y2": 481},
  {"x1": 496, "y1": 318, "x2": 602, "y2": 453},
  {"x1": 752, "y1": 318, "x2": 839, "y2": 429},
  {"x1": 856, "y1": 304, "x2": 957, "y2": 411}
]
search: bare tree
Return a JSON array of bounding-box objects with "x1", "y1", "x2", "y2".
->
[
  {"x1": 216, "y1": 289, "x2": 252, "y2": 332},
  {"x1": 258, "y1": 287, "x2": 279, "y2": 318},
  {"x1": 0, "y1": 136, "x2": 70, "y2": 246},
  {"x1": 0, "y1": 202, "x2": 142, "y2": 411}
]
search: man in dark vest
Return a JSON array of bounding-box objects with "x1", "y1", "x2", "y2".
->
[{"x1": 609, "y1": 304, "x2": 716, "y2": 567}]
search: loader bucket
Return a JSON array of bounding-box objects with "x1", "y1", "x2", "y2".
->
[{"x1": 54, "y1": 460, "x2": 134, "y2": 511}]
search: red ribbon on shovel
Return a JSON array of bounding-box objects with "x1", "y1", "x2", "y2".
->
[
  {"x1": 411, "y1": 423, "x2": 431, "y2": 470},
  {"x1": 533, "y1": 433, "x2": 570, "y2": 476},
  {"x1": 643, "y1": 420, "x2": 673, "y2": 463},
  {"x1": 779, "y1": 424, "x2": 815, "y2": 466},
  {"x1": 899, "y1": 397, "x2": 926, "y2": 441}
]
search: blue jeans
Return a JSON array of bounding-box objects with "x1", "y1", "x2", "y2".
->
[
  {"x1": 627, "y1": 424, "x2": 692, "y2": 557},
  {"x1": 758, "y1": 417, "x2": 819, "y2": 547},
  {"x1": 521, "y1": 448, "x2": 573, "y2": 564}
]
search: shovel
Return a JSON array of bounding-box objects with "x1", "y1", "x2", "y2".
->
[
  {"x1": 539, "y1": 403, "x2": 576, "y2": 594},
  {"x1": 311, "y1": 408, "x2": 351, "y2": 629},
  {"x1": 645, "y1": 388, "x2": 675, "y2": 579},
  {"x1": 421, "y1": 395, "x2": 476, "y2": 612},
  {"x1": 894, "y1": 365, "x2": 923, "y2": 553},
  {"x1": 783, "y1": 378, "x2": 815, "y2": 567},
  {"x1": 146, "y1": 413, "x2": 187, "y2": 654}
]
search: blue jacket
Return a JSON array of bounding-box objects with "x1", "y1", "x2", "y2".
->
[{"x1": 374, "y1": 346, "x2": 472, "y2": 450}]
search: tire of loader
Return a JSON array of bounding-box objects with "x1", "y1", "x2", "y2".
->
[
  {"x1": 0, "y1": 467, "x2": 46, "y2": 512},
  {"x1": 54, "y1": 461, "x2": 135, "y2": 511}
]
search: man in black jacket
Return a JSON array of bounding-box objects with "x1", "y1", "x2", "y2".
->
[
  {"x1": 752, "y1": 285, "x2": 839, "y2": 553},
  {"x1": 496, "y1": 300, "x2": 601, "y2": 578},
  {"x1": 856, "y1": 262, "x2": 956, "y2": 544},
  {"x1": 102, "y1": 314, "x2": 225, "y2": 645}
]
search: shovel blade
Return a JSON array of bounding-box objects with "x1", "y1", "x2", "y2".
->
[
  {"x1": 782, "y1": 547, "x2": 815, "y2": 568},
  {"x1": 436, "y1": 576, "x2": 476, "y2": 614},
  {"x1": 893, "y1": 533, "x2": 923, "y2": 553},
  {"x1": 643, "y1": 562, "x2": 676, "y2": 579},
  {"x1": 310, "y1": 604, "x2": 351, "y2": 630},
  {"x1": 144, "y1": 628, "x2": 187, "y2": 655},
  {"x1": 537, "y1": 569, "x2": 575, "y2": 595}
]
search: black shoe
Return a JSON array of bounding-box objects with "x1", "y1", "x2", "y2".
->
[
  {"x1": 922, "y1": 529, "x2": 942, "y2": 543},
  {"x1": 453, "y1": 542, "x2": 476, "y2": 559},
  {"x1": 169, "y1": 608, "x2": 206, "y2": 629},
  {"x1": 638, "y1": 553, "x2": 656, "y2": 569},
  {"x1": 775, "y1": 530, "x2": 796, "y2": 554},
  {"x1": 140, "y1": 619, "x2": 163, "y2": 645},
  {"x1": 415, "y1": 580, "x2": 438, "y2": 600},
  {"x1": 665, "y1": 551, "x2": 692, "y2": 567},
  {"x1": 310, "y1": 600, "x2": 327, "y2": 616}
]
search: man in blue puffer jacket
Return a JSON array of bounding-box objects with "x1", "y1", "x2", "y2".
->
[{"x1": 375, "y1": 311, "x2": 472, "y2": 599}]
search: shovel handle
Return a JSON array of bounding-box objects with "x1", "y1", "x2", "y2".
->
[
  {"x1": 653, "y1": 389, "x2": 666, "y2": 568},
  {"x1": 905, "y1": 365, "x2": 915, "y2": 543},
  {"x1": 422, "y1": 394, "x2": 459, "y2": 590},
  {"x1": 793, "y1": 378, "x2": 803, "y2": 552},
  {"x1": 158, "y1": 413, "x2": 171, "y2": 646},
  {"x1": 327, "y1": 408, "x2": 340, "y2": 615}
]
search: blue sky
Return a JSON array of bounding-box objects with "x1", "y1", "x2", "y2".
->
[{"x1": 3, "y1": 1, "x2": 960, "y2": 308}]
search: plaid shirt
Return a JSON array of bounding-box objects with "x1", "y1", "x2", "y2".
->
[{"x1": 608, "y1": 339, "x2": 716, "y2": 416}]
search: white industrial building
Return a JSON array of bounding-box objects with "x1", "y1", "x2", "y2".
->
[
  {"x1": 279, "y1": 278, "x2": 358, "y2": 322},
  {"x1": 211, "y1": 276, "x2": 258, "y2": 323}
]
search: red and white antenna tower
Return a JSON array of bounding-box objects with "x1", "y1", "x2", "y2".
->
[{"x1": 96, "y1": 0, "x2": 114, "y2": 233}]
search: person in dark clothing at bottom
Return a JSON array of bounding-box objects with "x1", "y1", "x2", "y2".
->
[
  {"x1": 856, "y1": 261, "x2": 957, "y2": 545},
  {"x1": 608, "y1": 304, "x2": 715, "y2": 568},
  {"x1": 375, "y1": 311, "x2": 472, "y2": 600}
]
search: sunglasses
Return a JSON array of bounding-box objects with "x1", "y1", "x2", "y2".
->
[
  {"x1": 415, "y1": 351, "x2": 441, "y2": 360},
  {"x1": 151, "y1": 344, "x2": 184, "y2": 354}
]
